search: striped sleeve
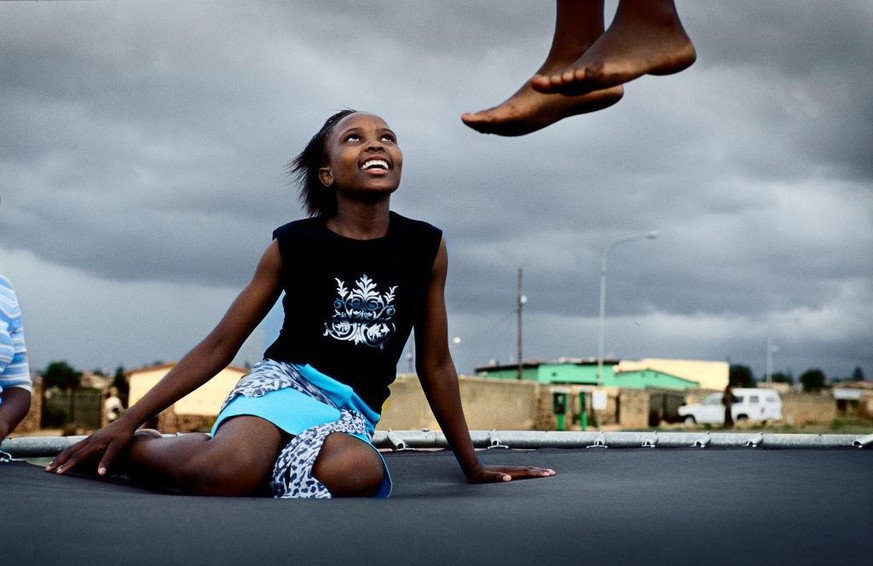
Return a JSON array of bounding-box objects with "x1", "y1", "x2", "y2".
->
[{"x1": 0, "y1": 274, "x2": 32, "y2": 393}]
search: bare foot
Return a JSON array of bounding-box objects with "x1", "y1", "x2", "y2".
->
[
  {"x1": 462, "y1": 1, "x2": 627, "y2": 136},
  {"x1": 462, "y1": 79, "x2": 623, "y2": 136},
  {"x1": 531, "y1": 0, "x2": 696, "y2": 95}
]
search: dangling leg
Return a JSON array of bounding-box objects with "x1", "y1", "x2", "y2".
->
[
  {"x1": 125, "y1": 416, "x2": 286, "y2": 496},
  {"x1": 461, "y1": 0, "x2": 623, "y2": 136},
  {"x1": 311, "y1": 432, "x2": 386, "y2": 497},
  {"x1": 531, "y1": 0, "x2": 696, "y2": 95}
]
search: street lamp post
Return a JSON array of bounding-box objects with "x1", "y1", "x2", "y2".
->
[
  {"x1": 766, "y1": 337, "x2": 779, "y2": 385},
  {"x1": 597, "y1": 231, "x2": 658, "y2": 388},
  {"x1": 517, "y1": 267, "x2": 527, "y2": 381}
]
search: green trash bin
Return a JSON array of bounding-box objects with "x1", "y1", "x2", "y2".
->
[{"x1": 552, "y1": 391, "x2": 569, "y2": 431}]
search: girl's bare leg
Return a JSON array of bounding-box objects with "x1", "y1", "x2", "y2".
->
[
  {"x1": 531, "y1": 0, "x2": 696, "y2": 95},
  {"x1": 126, "y1": 419, "x2": 384, "y2": 497},
  {"x1": 462, "y1": 0, "x2": 623, "y2": 136},
  {"x1": 126, "y1": 416, "x2": 285, "y2": 496}
]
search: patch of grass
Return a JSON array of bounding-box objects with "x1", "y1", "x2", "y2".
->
[{"x1": 828, "y1": 418, "x2": 870, "y2": 433}]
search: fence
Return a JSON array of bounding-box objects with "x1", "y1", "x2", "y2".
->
[{"x1": 42, "y1": 388, "x2": 103, "y2": 430}]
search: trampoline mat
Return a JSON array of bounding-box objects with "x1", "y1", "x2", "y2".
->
[{"x1": 3, "y1": 448, "x2": 871, "y2": 565}]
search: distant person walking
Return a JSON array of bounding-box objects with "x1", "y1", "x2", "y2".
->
[
  {"x1": 722, "y1": 383, "x2": 737, "y2": 428},
  {"x1": 103, "y1": 387, "x2": 124, "y2": 426}
]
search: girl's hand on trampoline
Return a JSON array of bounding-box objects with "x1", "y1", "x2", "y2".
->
[
  {"x1": 45, "y1": 420, "x2": 135, "y2": 476},
  {"x1": 467, "y1": 464, "x2": 556, "y2": 484}
]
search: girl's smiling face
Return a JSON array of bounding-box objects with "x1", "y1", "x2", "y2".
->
[{"x1": 319, "y1": 112, "x2": 403, "y2": 197}]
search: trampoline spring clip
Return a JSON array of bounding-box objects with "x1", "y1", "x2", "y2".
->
[
  {"x1": 586, "y1": 431, "x2": 607, "y2": 449},
  {"x1": 642, "y1": 432, "x2": 658, "y2": 448},
  {"x1": 486, "y1": 431, "x2": 509, "y2": 450}
]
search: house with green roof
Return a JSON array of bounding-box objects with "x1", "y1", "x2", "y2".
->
[{"x1": 475, "y1": 359, "x2": 699, "y2": 391}]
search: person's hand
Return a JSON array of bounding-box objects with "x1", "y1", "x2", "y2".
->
[
  {"x1": 45, "y1": 419, "x2": 136, "y2": 476},
  {"x1": 466, "y1": 463, "x2": 556, "y2": 484}
]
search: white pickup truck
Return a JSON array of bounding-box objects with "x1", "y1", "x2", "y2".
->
[{"x1": 678, "y1": 388, "x2": 782, "y2": 425}]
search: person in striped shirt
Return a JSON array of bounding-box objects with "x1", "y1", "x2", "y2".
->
[{"x1": 0, "y1": 274, "x2": 32, "y2": 442}]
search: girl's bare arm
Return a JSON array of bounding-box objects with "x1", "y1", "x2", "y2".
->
[
  {"x1": 414, "y1": 240, "x2": 554, "y2": 483},
  {"x1": 47, "y1": 240, "x2": 284, "y2": 475}
]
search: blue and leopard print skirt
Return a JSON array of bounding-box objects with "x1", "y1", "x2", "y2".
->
[{"x1": 211, "y1": 359, "x2": 392, "y2": 499}]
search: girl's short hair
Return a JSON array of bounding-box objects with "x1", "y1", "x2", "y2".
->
[{"x1": 289, "y1": 109, "x2": 358, "y2": 217}]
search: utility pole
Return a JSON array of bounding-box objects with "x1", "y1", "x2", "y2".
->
[{"x1": 517, "y1": 267, "x2": 526, "y2": 380}]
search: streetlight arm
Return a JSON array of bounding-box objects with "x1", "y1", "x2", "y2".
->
[{"x1": 605, "y1": 231, "x2": 659, "y2": 256}]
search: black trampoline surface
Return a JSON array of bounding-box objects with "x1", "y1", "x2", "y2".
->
[{"x1": 3, "y1": 448, "x2": 871, "y2": 566}]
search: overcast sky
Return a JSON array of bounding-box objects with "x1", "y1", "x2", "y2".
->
[{"x1": 2, "y1": 1, "x2": 871, "y2": 384}]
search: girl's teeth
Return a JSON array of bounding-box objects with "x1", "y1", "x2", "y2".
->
[{"x1": 362, "y1": 160, "x2": 388, "y2": 170}]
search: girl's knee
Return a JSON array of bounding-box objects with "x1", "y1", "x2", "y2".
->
[{"x1": 313, "y1": 433, "x2": 385, "y2": 497}]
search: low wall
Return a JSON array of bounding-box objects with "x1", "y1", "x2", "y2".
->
[
  {"x1": 43, "y1": 387, "x2": 103, "y2": 431},
  {"x1": 154, "y1": 382, "x2": 694, "y2": 434},
  {"x1": 863, "y1": 397, "x2": 873, "y2": 419},
  {"x1": 780, "y1": 392, "x2": 836, "y2": 425},
  {"x1": 378, "y1": 375, "x2": 540, "y2": 431},
  {"x1": 460, "y1": 376, "x2": 540, "y2": 430},
  {"x1": 126, "y1": 382, "x2": 869, "y2": 435},
  {"x1": 13, "y1": 379, "x2": 42, "y2": 434},
  {"x1": 619, "y1": 389, "x2": 650, "y2": 429},
  {"x1": 158, "y1": 411, "x2": 215, "y2": 434},
  {"x1": 152, "y1": 374, "x2": 543, "y2": 434}
]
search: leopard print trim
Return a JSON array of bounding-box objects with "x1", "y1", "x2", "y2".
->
[
  {"x1": 270, "y1": 410, "x2": 369, "y2": 499},
  {"x1": 217, "y1": 360, "x2": 335, "y2": 415}
]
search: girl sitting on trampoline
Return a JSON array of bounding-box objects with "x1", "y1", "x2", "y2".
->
[{"x1": 46, "y1": 110, "x2": 555, "y2": 498}]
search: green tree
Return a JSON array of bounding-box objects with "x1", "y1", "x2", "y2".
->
[
  {"x1": 771, "y1": 371, "x2": 793, "y2": 384},
  {"x1": 42, "y1": 361, "x2": 83, "y2": 391},
  {"x1": 852, "y1": 366, "x2": 865, "y2": 382},
  {"x1": 729, "y1": 364, "x2": 756, "y2": 388},
  {"x1": 799, "y1": 368, "x2": 827, "y2": 393}
]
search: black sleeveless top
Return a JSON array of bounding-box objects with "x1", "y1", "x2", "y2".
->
[{"x1": 264, "y1": 211, "x2": 443, "y2": 412}]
